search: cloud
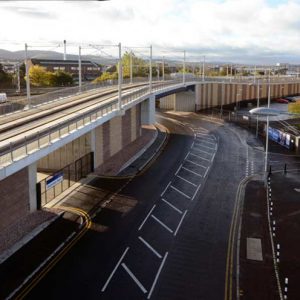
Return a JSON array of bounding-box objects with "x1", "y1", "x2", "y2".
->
[{"x1": 0, "y1": 0, "x2": 299, "y2": 64}]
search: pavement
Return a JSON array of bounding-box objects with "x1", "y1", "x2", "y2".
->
[{"x1": 0, "y1": 123, "x2": 167, "y2": 299}]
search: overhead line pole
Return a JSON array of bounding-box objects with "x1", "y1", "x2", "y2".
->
[
  {"x1": 118, "y1": 42, "x2": 122, "y2": 110},
  {"x1": 25, "y1": 43, "x2": 31, "y2": 108},
  {"x1": 149, "y1": 45, "x2": 152, "y2": 93},
  {"x1": 78, "y1": 46, "x2": 82, "y2": 92}
]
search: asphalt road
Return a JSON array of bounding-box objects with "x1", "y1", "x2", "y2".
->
[{"x1": 23, "y1": 112, "x2": 265, "y2": 300}]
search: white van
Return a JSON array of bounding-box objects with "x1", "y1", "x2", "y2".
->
[{"x1": 0, "y1": 93, "x2": 7, "y2": 103}]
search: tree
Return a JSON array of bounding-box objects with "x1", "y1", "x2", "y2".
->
[
  {"x1": 0, "y1": 63, "x2": 13, "y2": 88},
  {"x1": 29, "y1": 65, "x2": 49, "y2": 86},
  {"x1": 92, "y1": 71, "x2": 118, "y2": 83},
  {"x1": 49, "y1": 70, "x2": 73, "y2": 86}
]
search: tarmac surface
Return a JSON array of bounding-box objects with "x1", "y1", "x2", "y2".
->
[{"x1": 1, "y1": 110, "x2": 300, "y2": 300}]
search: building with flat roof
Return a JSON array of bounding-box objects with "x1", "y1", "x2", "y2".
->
[{"x1": 30, "y1": 59, "x2": 102, "y2": 81}]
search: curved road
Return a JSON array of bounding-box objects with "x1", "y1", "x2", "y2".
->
[{"x1": 23, "y1": 112, "x2": 265, "y2": 300}]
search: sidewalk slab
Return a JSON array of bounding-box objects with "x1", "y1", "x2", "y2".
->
[{"x1": 239, "y1": 180, "x2": 278, "y2": 299}]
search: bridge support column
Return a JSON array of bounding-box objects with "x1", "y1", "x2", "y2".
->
[
  {"x1": 141, "y1": 95, "x2": 155, "y2": 125},
  {"x1": 28, "y1": 162, "x2": 37, "y2": 212},
  {"x1": 195, "y1": 84, "x2": 202, "y2": 111},
  {"x1": 90, "y1": 126, "x2": 104, "y2": 169}
]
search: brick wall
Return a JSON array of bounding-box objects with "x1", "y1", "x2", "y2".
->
[{"x1": 0, "y1": 168, "x2": 29, "y2": 231}]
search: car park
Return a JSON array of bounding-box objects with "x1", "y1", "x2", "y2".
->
[
  {"x1": 284, "y1": 96, "x2": 296, "y2": 102},
  {"x1": 274, "y1": 98, "x2": 289, "y2": 104}
]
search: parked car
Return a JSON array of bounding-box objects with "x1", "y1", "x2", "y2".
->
[
  {"x1": 0, "y1": 93, "x2": 7, "y2": 103},
  {"x1": 274, "y1": 98, "x2": 289, "y2": 104},
  {"x1": 284, "y1": 96, "x2": 296, "y2": 102}
]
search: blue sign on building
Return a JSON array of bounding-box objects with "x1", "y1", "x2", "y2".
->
[{"x1": 46, "y1": 172, "x2": 64, "y2": 190}]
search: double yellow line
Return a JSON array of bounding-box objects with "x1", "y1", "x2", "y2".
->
[
  {"x1": 224, "y1": 178, "x2": 247, "y2": 300},
  {"x1": 14, "y1": 206, "x2": 92, "y2": 300}
]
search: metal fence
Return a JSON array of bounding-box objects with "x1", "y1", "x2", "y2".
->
[{"x1": 37, "y1": 152, "x2": 93, "y2": 207}]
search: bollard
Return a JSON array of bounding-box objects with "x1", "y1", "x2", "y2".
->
[{"x1": 284, "y1": 163, "x2": 287, "y2": 174}]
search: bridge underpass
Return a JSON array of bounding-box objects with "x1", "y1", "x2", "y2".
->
[{"x1": 0, "y1": 78, "x2": 300, "y2": 232}]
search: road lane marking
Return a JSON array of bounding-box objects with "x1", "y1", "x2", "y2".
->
[
  {"x1": 161, "y1": 198, "x2": 183, "y2": 214},
  {"x1": 176, "y1": 174, "x2": 197, "y2": 187},
  {"x1": 192, "y1": 184, "x2": 202, "y2": 201},
  {"x1": 211, "y1": 152, "x2": 217, "y2": 161},
  {"x1": 194, "y1": 143, "x2": 216, "y2": 151},
  {"x1": 170, "y1": 185, "x2": 191, "y2": 199},
  {"x1": 184, "y1": 151, "x2": 190, "y2": 160},
  {"x1": 174, "y1": 210, "x2": 188, "y2": 236},
  {"x1": 147, "y1": 252, "x2": 169, "y2": 299},
  {"x1": 189, "y1": 152, "x2": 210, "y2": 161},
  {"x1": 175, "y1": 164, "x2": 183, "y2": 176},
  {"x1": 186, "y1": 159, "x2": 207, "y2": 169},
  {"x1": 196, "y1": 133, "x2": 215, "y2": 140},
  {"x1": 138, "y1": 205, "x2": 156, "y2": 231},
  {"x1": 138, "y1": 236, "x2": 162, "y2": 259},
  {"x1": 182, "y1": 166, "x2": 203, "y2": 177},
  {"x1": 121, "y1": 263, "x2": 148, "y2": 294},
  {"x1": 204, "y1": 167, "x2": 209, "y2": 178},
  {"x1": 151, "y1": 215, "x2": 173, "y2": 233},
  {"x1": 191, "y1": 141, "x2": 195, "y2": 148},
  {"x1": 193, "y1": 147, "x2": 213, "y2": 156},
  {"x1": 160, "y1": 181, "x2": 172, "y2": 197},
  {"x1": 198, "y1": 140, "x2": 216, "y2": 146},
  {"x1": 101, "y1": 247, "x2": 130, "y2": 292}
]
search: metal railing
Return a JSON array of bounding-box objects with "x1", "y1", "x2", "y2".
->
[
  {"x1": 0, "y1": 79, "x2": 184, "y2": 169},
  {"x1": 1, "y1": 76, "x2": 300, "y2": 170}
]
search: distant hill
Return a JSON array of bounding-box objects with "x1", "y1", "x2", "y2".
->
[{"x1": 0, "y1": 49, "x2": 116, "y2": 65}]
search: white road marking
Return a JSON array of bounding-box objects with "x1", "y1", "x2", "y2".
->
[
  {"x1": 196, "y1": 133, "x2": 215, "y2": 140},
  {"x1": 186, "y1": 159, "x2": 207, "y2": 169},
  {"x1": 184, "y1": 152, "x2": 190, "y2": 160},
  {"x1": 174, "y1": 210, "x2": 188, "y2": 236},
  {"x1": 151, "y1": 215, "x2": 174, "y2": 233},
  {"x1": 210, "y1": 152, "x2": 216, "y2": 162},
  {"x1": 138, "y1": 205, "x2": 156, "y2": 231},
  {"x1": 176, "y1": 174, "x2": 197, "y2": 187},
  {"x1": 138, "y1": 236, "x2": 162, "y2": 259},
  {"x1": 175, "y1": 164, "x2": 183, "y2": 176},
  {"x1": 194, "y1": 143, "x2": 216, "y2": 151},
  {"x1": 121, "y1": 263, "x2": 148, "y2": 294},
  {"x1": 170, "y1": 185, "x2": 191, "y2": 199},
  {"x1": 182, "y1": 166, "x2": 203, "y2": 177},
  {"x1": 189, "y1": 152, "x2": 210, "y2": 162},
  {"x1": 193, "y1": 147, "x2": 212, "y2": 156},
  {"x1": 160, "y1": 181, "x2": 172, "y2": 197},
  {"x1": 198, "y1": 140, "x2": 216, "y2": 146},
  {"x1": 161, "y1": 198, "x2": 183, "y2": 214},
  {"x1": 204, "y1": 167, "x2": 209, "y2": 178},
  {"x1": 101, "y1": 247, "x2": 130, "y2": 292},
  {"x1": 192, "y1": 184, "x2": 202, "y2": 201},
  {"x1": 191, "y1": 141, "x2": 195, "y2": 148},
  {"x1": 147, "y1": 252, "x2": 169, "y2": 299}
]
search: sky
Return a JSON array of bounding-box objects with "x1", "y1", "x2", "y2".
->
[{"x1": 0, "y1": 0, "x2": 300, "y2": 64}]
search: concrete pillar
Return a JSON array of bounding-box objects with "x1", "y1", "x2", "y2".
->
[
  {"x1": 141, "y1": 95, "x2": 155, "y2": 125},
  {"x1": 91, "y1": 128, "x2": 96, "y2": 169},
  {"x1": 195, "y1": 84, "x2": 201, "y2": 111},
  {"x1": 28, "y1": 162, "x2": 37, "y2": 212}
]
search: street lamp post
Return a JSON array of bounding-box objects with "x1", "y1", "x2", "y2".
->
[
  {"x1": 256, "y1": 79, "x2": 260, "y2": 138},
  {"x1": 264, "y1": 71, "x2": 271, "y2": 173}
]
